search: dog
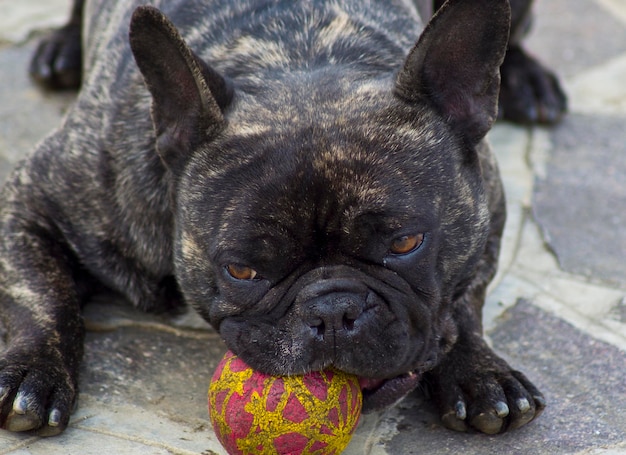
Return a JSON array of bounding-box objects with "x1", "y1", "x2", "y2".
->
[{"x1": 0, "y1": 0, "x2": 566, "y2": 439}]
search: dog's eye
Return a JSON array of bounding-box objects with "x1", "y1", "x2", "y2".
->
[
  {"x1": 390, "y1": 234, "x2": 424, "y2": 255},
  {"x1": 226, "y1": 264, "x2": 258, "y2": 280}
]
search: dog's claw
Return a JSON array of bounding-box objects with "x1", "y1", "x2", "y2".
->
[
  {"x1": 516, "y1": 397, "x2": 531, "y2": 413},
  {"x1": 454, "y1": 400, "x2": 467, "y2": 420},
  {"x1": 13, "y1": 393, "x2": 29, "y2": 414},
  {"x1": 494, "y1": 401, "x2": 510, "y2": 418},
  {"x1": 534, "y1": 394, "x2": 547, "y2": 411},
  {"x1": 48, "y1": 409, "x2": 62, "y2": 427}
]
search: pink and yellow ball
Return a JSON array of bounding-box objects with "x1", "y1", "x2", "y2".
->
[{"x1": 208, "y1": 351, "x2": 362, "y2": 455}]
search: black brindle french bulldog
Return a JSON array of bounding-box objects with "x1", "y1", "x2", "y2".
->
[{"x1": 0, "y1": 0, "x2": 566, "y2": 439}]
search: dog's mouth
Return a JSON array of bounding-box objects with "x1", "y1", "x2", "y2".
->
[{"x1": 358, "y1": 371, "x2": 421, "y2": 413}]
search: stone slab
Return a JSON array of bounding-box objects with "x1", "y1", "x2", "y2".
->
[
  {"x1": 526, "y1": 0, "x2": 626, "y2": 80},
  {"x1": 384, "y1": 300, "x2": 626, "y2": 455},
  {"x1": 0, "y1": 43, "x2": 74, "y2": 183},
  {"x1": 533, "y1": 113, "x2": 626, "y2": 287}
]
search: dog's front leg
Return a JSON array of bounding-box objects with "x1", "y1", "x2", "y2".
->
[
  {"x1": 425, "y1": 193, "x2": 545, "y2": 434},
  {"x1": 426, "y1": 313, "x2": 545, "y2": 434},
  {"x1": 0, "y1": 201, "x2": 85, "y2": 436}
]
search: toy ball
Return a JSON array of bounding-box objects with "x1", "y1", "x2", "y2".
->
[{"x1": 208, "y1": 350, "x2": 362, "y2": 455}]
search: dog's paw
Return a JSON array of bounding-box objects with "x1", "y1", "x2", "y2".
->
[
  {"x1": 0, "y1": 350, "x2": 77, "y2": 436},
  {"x1": 498, "y1": 47, "x2": 567, "y2": 125},
  {"x1": 427, "y1": 344, "x2": 545, "y2": 434},
  {"x1": 29, "y1": 23, "x2": 82, "y2": 90},
  {"x1": 436, "y1": 369, "x2": 545, "y2": 434}
]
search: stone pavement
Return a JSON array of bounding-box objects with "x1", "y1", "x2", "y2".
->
[{"x1": 0, "y1": 0, "x2": 625, "y2": 454}]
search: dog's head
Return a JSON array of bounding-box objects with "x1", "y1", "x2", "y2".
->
[{"x1": 130, "y1": 0, "x2": 510, "y2": 410}]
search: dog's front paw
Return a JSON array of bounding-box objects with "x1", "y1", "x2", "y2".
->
[
  {"x1": 29, "y1": 23, "x2": 82, "y2": 90},
  {"x1": 498, "y1": 47, "x2": 567, "y2": 125},
  {"x1": 0, "y1": 349, "x2": 77, "y2": 436},
  {"x1": 427, "y1": 340, "x2": 545, "y2": 434}
]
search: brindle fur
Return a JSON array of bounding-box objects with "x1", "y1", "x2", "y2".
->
[{"x1": 0, "y1": 0, "x2": 560, "y2": 438}]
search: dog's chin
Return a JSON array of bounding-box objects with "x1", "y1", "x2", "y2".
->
[{"x1": 359, "y1": 371, "x2": 422, "y2": 413}]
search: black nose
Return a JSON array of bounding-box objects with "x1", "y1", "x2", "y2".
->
[
  {"x1": 305, "y1": 292, "x2": 365, "y2": 336},
  {"x1": 297, "y1": 279, "x2": 367, "y2": 338}
]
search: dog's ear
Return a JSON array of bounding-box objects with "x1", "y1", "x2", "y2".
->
[
  {"x1": 395, "y1": 0, "x2": 510, "y2": 146},
  {"x1": 129, "y1": 6, "x2": 233, "y2": 172}
]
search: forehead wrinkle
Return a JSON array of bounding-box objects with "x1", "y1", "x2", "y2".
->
[{"x1": 311, "y1": 141, "x2": 393, "y2": 220}]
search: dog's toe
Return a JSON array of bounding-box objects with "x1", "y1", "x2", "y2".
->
[
  {"x1": 504, "y1": 370, "x2": 546, "y2": 431},
  {"x1": 498, "y1": 46, "x2": 567, "y2": 125},
  {"x1": 440, "y1": 400, "x2": 469, "y2": 432},
  {"x1": 29, "y1": 23, "x2": 82, "y2": 90},
  {"x1": 469, "y1": 406, "x2": 507, "y2": 435},
  {"x1": 38, "y1": 408, "x2": 69, "y2": 437},
  {"x1": 0, "y1": 354, "x2": 76, "y2": 435},
  {"x1": 5, "y1": 393, "x2": 44, "y2": 432}
]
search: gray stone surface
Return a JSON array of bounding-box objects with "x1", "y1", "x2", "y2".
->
[
  {"x1": 0, "y1": 43, "x2": 74, "y2": 182},
  {"x1": 529, "y1": 0, "x2": 626, "y2": 288},
  {"x1": 534, "y1": 113, "x2": 626, "y2": 287},
  {"x1": 526, "y1": 0, "x2": 626, "y2": 79},
  {"x1": 0, "y1": 0, "x2": 625, "y2": 454}
]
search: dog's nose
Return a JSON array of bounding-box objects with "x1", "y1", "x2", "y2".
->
[
  {"x1": 296, "y1": 277, "x2": 368, "y2": 337},
  {"x1": 305, "y1": 292, "x2": 364, "y2": 337}
]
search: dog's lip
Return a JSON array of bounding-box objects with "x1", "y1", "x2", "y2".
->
[
  {"x1": 358, "y1": 377, "x2": 386, "y2": 390},
  {"x1": 358, "y1": 371, "x2": 421, "y2": 413}
]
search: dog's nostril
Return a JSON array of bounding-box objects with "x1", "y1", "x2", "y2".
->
[
  {"x1": 310, "y1": 319, "x2": 325, "y2": 337},
  {"x1": 343, "y1": 316, "x2": 356, "y2": 331}
]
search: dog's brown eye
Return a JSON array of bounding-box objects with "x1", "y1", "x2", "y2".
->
[
  {"x1": 226, "y1": 264, "x2": 258, "y2": 280},
  {"x1": 390, "y1": 234, "x2": 424, "y2": 255}
]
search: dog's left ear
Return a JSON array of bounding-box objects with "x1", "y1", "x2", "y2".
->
[
  {"x1": 396, "y1": 0, "x2": 510, "y2": 146},
  {"x1": 129, "y1": 6, "x2": 233, "y2": 172}
]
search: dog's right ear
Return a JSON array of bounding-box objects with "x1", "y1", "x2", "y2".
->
[
  {"x1": 395, "y1": 0, "x2": 510, "y2": 147},
  {"x1": 129, "y1": 6, "x2": 233, "y2": 173}
]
